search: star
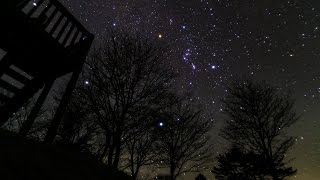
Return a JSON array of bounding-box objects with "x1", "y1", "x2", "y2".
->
[
  {"x1": 192, "y1": 63, "x2": 196, "y2": 70},
  {"x1": 49, "y1": 0, "x2": 320, "y2": 178}
]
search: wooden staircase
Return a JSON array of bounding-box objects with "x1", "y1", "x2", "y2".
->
[{"x1": 0, "y1": 0, "x2": 94, "y2": 136}]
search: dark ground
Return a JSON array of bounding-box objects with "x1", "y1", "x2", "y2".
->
[{"x1": 0, "y1": 130, "x2": 130, "y2": 180}]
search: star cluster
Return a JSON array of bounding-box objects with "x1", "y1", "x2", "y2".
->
[{"x1": 60, "y1": 0, "x2": 320, "y2": 179}]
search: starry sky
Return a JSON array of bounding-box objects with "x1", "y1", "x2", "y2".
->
[{"x1": 57, "y1": 0, "x2": 320, "y2": 179}]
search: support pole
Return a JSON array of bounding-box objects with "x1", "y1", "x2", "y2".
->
[
  {"x1": 44, "y1": 37, "x2": 93, "y2": 144},
  {"x1": 19, "y1": 79, "x2": 54, "y2": 137},
  {"x1": 0, "y1": 53, "x2": 12, "y2": 78},
  {"x1": 43, "y1": 67, "x2": 82, "y2": 143}
]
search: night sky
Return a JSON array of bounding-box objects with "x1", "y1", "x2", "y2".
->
[{"x1": 58, "y1": 0, "x2": 320, "y2": 179}]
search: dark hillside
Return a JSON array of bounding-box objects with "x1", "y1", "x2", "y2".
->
[{"x1": 0, "y1": 130, "x2": 130, "y2": 180}]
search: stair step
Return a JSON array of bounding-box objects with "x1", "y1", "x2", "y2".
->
[
  {"x1": 0, "y1": 78, "x2": 43, "y2": 122},
  {"x1": 5, "y1": 68, "x2": 30, "y2": 85},
  {"x1": 0, "y1": 79, "x2": 20, "y2": 94}
]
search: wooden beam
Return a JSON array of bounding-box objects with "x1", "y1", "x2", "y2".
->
[
  {"x1": 49, "y1": 14, "x2": 64, "y2": 35},
  {"x1": 5, "y1": 68, "x2": 30, "y2": 85},
  {"x1": 0, "y1": 79, "x2": 20, "y2": 94},
  {"x1": 27, "y1": 0, "x2": 45, "y2": 17},
  {"x1": 19, "y1": 79, "x2": 54, "y2": 137}
]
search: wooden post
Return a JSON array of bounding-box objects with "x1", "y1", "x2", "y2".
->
[
  {"x1": 43, "y1": 65, "x2": 82, "y2": 143},
  {"x1": 0, "y1": 53, "x2": 12, "y2": 79},
  {"x1": 44, "y1": 34, "x2": 93, "y2": 143},
  {"x1": 19, "y1": 79, "x2": 54, "y2": 137}
]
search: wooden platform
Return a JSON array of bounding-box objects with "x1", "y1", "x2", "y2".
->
[{"x1": 0, "y1": 0, "x2": 93, "y2": 132}]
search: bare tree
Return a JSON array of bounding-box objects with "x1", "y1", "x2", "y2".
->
[
  {"x1": 123, "y1": 121, "x2": 156, "y2": 180},
  {"x1": 120, "y1": 92, "x2": 178, "y2": 179},
  {"x1": 221, "y1": 80, "x2": 298, "y2": 179},
  {"x1": 55, "y1": 94, "x2": 99, "y2": 153},
  {"x1": 156, "y1": 100, "x2": 212, "y2": 180},
  {"x1": 75, "y1": 32, "x2": 176, "y2": 168}
]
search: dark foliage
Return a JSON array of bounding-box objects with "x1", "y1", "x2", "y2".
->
[
  {"x1": 213, "y1": 146, "x2": 268, "y2": 180},
  {"x1": 218, "y1": 80, "x2": 298, "y2": 179},
  {"x1": 195, "y1": 173, "x2": 207, "y2": 180}
]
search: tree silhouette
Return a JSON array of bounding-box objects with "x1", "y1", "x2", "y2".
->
[
  {"x1": 195, "y1": 173, "x2": 207, "y2": 180},
  {"x1": 122, "y1": 92, "x2": 178, "y2": 179},
  {"x1": 56, "y1": 95, "x2": 99, "y2": 153},
  {"x1": 156, "y1": 99, "x2": 212, "y2": 180},
  {"x1": 212, "y1": 145, "x2": 267, "y2": 180},
  {"x1": 73, "y1": 32, "x2": 175, "y2": 168},
  {"x1": 220, "y1": 80, "x2": 298, "y2": 179},
  {"x1": 123, "y1": 121, "x2": 157, "y2": 180},
  {"x1": 3, "y1": 93, "x2": 46, "y2": 136}
]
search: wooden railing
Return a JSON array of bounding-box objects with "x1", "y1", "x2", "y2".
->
[
  {"x1": 18, "y1": 0, "x2": 93, "y2": 48},
  {"x1": 0, "y1": 0, "x2": 94, "y2": 127}
]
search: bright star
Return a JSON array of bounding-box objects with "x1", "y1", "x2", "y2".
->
[{"x1": 192, "y1": 63, "x2": 196, "y2": 70}]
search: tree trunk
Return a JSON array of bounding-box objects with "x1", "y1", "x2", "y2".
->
[
  {"x1": 130, "y1": 149, "x2": 135, "y2": 179},
  {"x1": 271, "y1": 168, "x2": 280, "y2": 180},
  {"x1": 269, "y1": 160, "x2": 280, "y2": 180},
  {"x1": 20, "y1": 79, "x2": 54, "y2": 137},
  {"x1": 112, "y1": 132, "x2": 121, "y2": 168},
  {"x1": 99, "y1": 133, "x2": 111, "y2": 161},
  {"x1": 44, "y1": 67, "x2": 82, "y2": 143},
  {"x1": 132, "y1": 172, "x2": 138, "y2": 180},
  {"x1": 272, "y1": 174, "x2": 280, "y2": 180},
  {"x1": 108, "y1": 137, "x2": 116, "y2": 166},
  {"x1": 170, "y1": 163, "x2": 176, "y2": 180}
]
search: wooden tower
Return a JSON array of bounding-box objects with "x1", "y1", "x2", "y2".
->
[{"x1": 0, "y1": 0, "x2": 94, "y2": 142}]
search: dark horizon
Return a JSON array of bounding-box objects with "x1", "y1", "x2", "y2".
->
[{"x1": 1, "y1": 0, "x2": 320, "y2": 179}]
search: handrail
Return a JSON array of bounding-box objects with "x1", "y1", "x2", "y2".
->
[
  {"x1": 50, "y1": 0, "x2": 91, "y2": 37},
  {"x1": 18, "y1": 0, "x2": 93, "y2": 48}
]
